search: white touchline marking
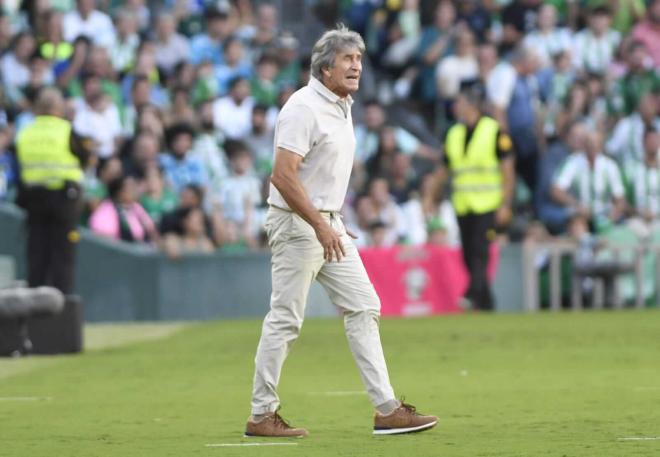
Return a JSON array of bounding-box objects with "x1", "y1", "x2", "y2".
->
[
  {"x1": 0, "y1": 396, "x2": 52, "y2": 402},
  {"x1": 205, "y1": 443, "x2": 299, "y2": 447},
  {"x1": 617, "y1": 437, "x2": 660, "y2": 441},
  {"x1": 307, "y1": 390, "x2": 366, "y2": 396}
]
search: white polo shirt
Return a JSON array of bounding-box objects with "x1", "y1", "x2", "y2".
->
[{"x1": 268, "y1": 77, "x2": 356, "y2": 212}]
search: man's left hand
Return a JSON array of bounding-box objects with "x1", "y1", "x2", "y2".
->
[{"x1": 495, "y1": 205, "x2": 512, "y2": 227}]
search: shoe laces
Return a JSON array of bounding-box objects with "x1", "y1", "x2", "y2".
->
[
  {"x1": 270, "y1": 408, "x2": 293, "y2": 430},
  {"x1": 399, "y1": 398, "x2": 418, "y2": 415}
]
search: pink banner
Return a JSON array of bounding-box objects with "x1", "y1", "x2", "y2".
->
[{"x1": 359, "y1": 244, "x2": 499, "y2": 316}]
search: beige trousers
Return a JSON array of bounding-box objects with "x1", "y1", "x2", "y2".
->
[{"x1": 251, "y1": 206, "x2": 396, "y2": 414}]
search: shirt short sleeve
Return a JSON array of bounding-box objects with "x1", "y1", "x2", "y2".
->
[
  {"x1": 275, "y1": 102, "x2": 315, "y2": 157},
  {"x1": 607, "y1": 161, "x2": 625, "y2": 199},
  {"x1": 554, "y1": 157, "x2": 577, "y2": 191}
]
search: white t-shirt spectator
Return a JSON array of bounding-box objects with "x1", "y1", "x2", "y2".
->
[
  {"x1": 572, "y1": 29, "x2": 620, "y2": 74},
  {"x1": 522, "y1": 28, "x2": 573, "y2": 67},
  {"x1": 73, "y1": 99, "x2": 122, "y2": 159},
  {"x1": 485, "y1": 61, "x2": 517, "y2": 110},
  {"x1": 155, "y1": 34, "x2": 190, "y2": 75},
  {"x1": 435, "y1": 54, "x2": 479, "y2": 99},
  {"x1": 0, "y1": 53, "x2": 29, "y2": 93},
  {"x1": 63, "y1": 9, "x2": 115, "y2": 47},
  {"x1": 554, "y1": 153, "x2": 625, "y2": 217},
  {"x1": 213, "y1": 96, "x2": 255, "y2": 140}
]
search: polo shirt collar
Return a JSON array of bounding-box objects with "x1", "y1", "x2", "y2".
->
[{"x1": 308, "y1": 76, "x2": 353, "y2": 106}]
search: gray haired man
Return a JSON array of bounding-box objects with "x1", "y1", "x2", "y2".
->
[{"x1": 245, "y1": 25, "x2": 437, "y2": 438}]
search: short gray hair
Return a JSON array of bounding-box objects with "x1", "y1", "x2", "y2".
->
[{"x1": 310, "y1": 24, "x2": 365, "y2": 80}]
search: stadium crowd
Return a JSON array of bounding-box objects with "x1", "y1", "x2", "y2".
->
[{"x1": 0, "y1": 0, "x2": 658, "y2": 256}]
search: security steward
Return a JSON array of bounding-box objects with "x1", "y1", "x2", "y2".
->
[
  {"x1": 438, "y1": 86, "x2": 515, "y2": 311},
  {"x1": 15, "y1": 87, "x2": 91, "y2": 294}
]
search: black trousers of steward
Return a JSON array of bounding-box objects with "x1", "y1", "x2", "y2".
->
[
  {"x1": 18, "y1": 183, "x2": 81, "y2": 294},
  {"x1": 457, "y1": 211, "x2": 495, "y2": 311}
]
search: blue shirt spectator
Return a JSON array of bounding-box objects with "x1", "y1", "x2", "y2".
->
[{"x1": 159, "y1": 124, "x2": 208, "y2": 194}]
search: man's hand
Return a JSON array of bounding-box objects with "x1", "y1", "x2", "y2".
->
[
  {"x1": 315, "y1": 221, "x2": 345, "y2": 262},
  {"x1": 495, "y1": 205, "x2": 513, "y2": 227}
]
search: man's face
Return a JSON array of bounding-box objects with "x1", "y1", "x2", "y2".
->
[
  {"x1": 644, "y1": 132, "x2": 660, "y2": 158},
  {"x1": 324, "y1": 46, "x2": 362, "y2": 97},
  {"x1": 585, "y1": 132, "x2": 602, "y2": 160},
  {"x1": 364, "y1": 104, "x2": 385, "y2": 130}
]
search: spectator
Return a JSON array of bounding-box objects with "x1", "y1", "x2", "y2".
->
[
  {"x1": 477, "y1": 42, "x2": 516, "y2": 128},
  {"x1": 73, "y1": 73, "x2": 123, "y2": 159},
  {"x1": 522, "y1": 4, "x2": 572, "y2": 69},
  {"x1": 1, "y1": 32, "x2": 36, "y2": 106},
  {"x1": 164, "y1": 86, "x2": 196, "y2": 127},
  {"x1": 215, "y1": 36, "x2": 253, "y2": 96},
  {"x1": 500, "y1": 0, "x2": 542, "y2": 54},
  {"x1": 123, "y1": 130, "x2": 161, "y2": 179},
  {"x1": 537, "y1": 122, "x2": 588, "y2": 233},
  {"x1": 162, "y1": 207, "x2": 215, "y2": 259},
  {"x1": 572, "y1": 6, "x2": 620, "y2": 75},
  {"x1": 190, "y1": 8, "x2": 233, "y2": 66},
  {"x1": 244, "y1": 104, "x2": 274, "y2": 177},
  {"x1": 631, "y1": 0, "x2": 660, "y2": 67},
  {"x1": 416, "y1": 0, "x2": 456, "y2": 109},
  {"x1": 121, "y1": 46, "x2": 168, "y2": 108},
  {"x1": 0, "y1": 128, "x2": 16, "y2": 200},
  {"x1": 354, "y1": 100, "x2": 431, "y2": 163},
  {"x1": 82, "y1": 155, "x2": 122, "y2": 223},
  {"x1": 154, "y1": 11, "x2": 190, "y2": 77},
  {"x1": 89, "y1": 175, "x2": 158, "y2": 243},
  {"x1": 275, "y1": 32, "x2": 301, "y2": 88},
  {"x1": 625, "y1": 128, "x2": 660, "y2": 235},
  {"x1": 456, "y1": 0, "x2": 491, "y2": 43},
  {"x1": 507, "y1": 46, "x2": 541, "y2": 197},
  {"x1": 435, "y1": 29, "x2": 478, "y2": 103},
  {"x1": 426, "y1": 217, "x2": 448, "y2": 246},
  {"x1": 213, "y1": 76, "x2": 254, "y2": 140},
  {"x1": 123, "y1": 0, "x2": 150, "y2": 33},
  {"x1": 345, "y1": 194, "x2": 378, "y2": 249},
  {"x1": 139, "y1": 165, "x2": 178, "y2": 225},
  {"x1": 555, "y1": 80, "x2": 606, "y2": 137},
  {"x1": 159, "y1": 123, "x2": 208, "y2": 194},
  {"x1": 63, "y1": 0, "x2": 115, "y2": 47},
  {"x1": 606, "y1": 93, "x2": 660, "y2": 165},
  {"x1": 216, "y1": 142, "x2": 262, "y2": 249},
  {"x1": 367, "y1": 176, "x2": 406, "y2": 247},
  {"x1": 39, "y1": 10, "x2": 73, "y2": 66},
  {"x1": 366, "y1": 220, "x2": 389, "y2": 248},
  {"x1": 189, "y1": 99, "x2": 229, "y2": 196},
  {"x1": 608, "y1": 41, "x2": 660, "y2": 116},
  {"x1": 241, "y1": 3, "x2": 279, "y2": 62},
  {"x1": 108, "y1": 9, "x2": 139, "y2": 74},
  {"x1": 250, "y1": 53, "x2": 279, "y2": 107},
  {"x1": 552, "y1": 130, "x2": 626, "y2": 234}
]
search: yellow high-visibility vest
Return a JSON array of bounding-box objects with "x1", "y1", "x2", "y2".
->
[
  {"x1": 445, "y1": 116, "x2": 502, "y2": 216},
  {"x1": 39, "y1": 42, "x2": 73, "y2": 61},
  {"x1": 16, "y1": 116, "x2": 82, "y2": 190}
]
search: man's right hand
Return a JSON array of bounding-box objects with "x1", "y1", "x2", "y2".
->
[{"x1": 315, "y1": 221, "x2": 345, "y2": 262}]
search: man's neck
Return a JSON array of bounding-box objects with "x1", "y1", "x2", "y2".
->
[{"x1": 321, "y1": 77, "x2": 349, "y2": 100}]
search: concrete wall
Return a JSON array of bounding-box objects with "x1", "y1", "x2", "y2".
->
[{"x1": 0, "y1": 203, "x2": 524, "y2": 322}]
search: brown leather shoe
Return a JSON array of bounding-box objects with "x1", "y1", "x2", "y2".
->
[
  {"x1": 244, "y1": 411, "x2": 308, "y2": 438},
  {"x1": 373, "y1": 401, "x2": 438, "y2": 435}
]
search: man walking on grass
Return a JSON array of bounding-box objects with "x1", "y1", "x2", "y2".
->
[{"x1": 245, "y1": 25, "x2": 438, "y2": 438}]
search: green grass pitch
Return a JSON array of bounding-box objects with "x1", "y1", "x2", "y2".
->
[{"x1": 1, "y1": 311, "x2": 659, "y2": 456}]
